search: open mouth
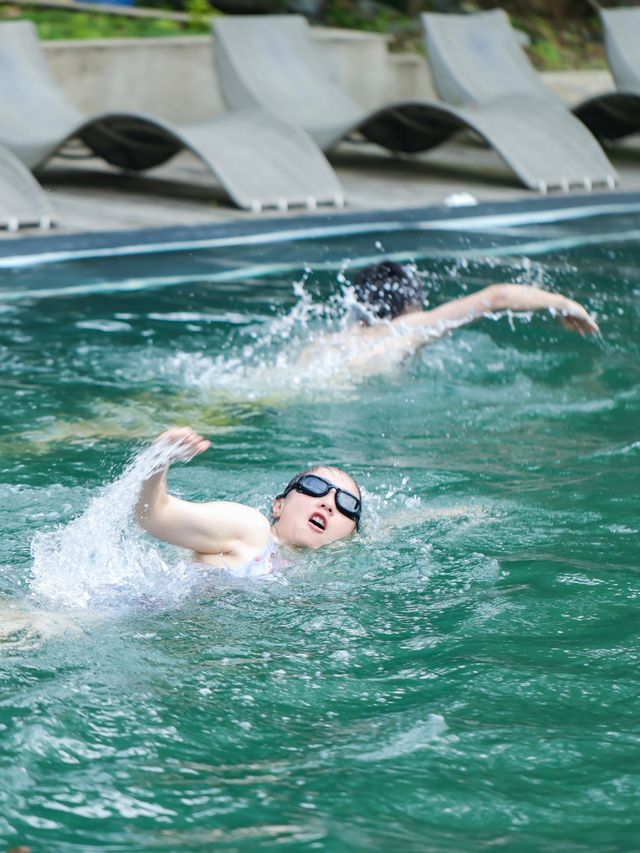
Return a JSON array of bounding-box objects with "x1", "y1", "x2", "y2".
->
[{"x1": 309, "y1": 513, "x2": 327, "y2": 531}]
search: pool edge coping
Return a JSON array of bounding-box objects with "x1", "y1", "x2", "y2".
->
[{"x1": 4, "y1": 190, "x2": 640, "y2": 268}]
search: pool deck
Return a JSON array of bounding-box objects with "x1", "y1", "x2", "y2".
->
[{"x1": 5, "y1": 134, "x2": 640, "y2": 247}]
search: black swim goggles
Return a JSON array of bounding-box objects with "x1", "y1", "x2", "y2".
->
[{"x1": 280, "y1": 474, "x2": 362, "y2": 528}]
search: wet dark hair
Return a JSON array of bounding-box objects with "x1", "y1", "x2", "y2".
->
[{"x1": 353, "y1": 261, "x2": 424, "y2": 322}]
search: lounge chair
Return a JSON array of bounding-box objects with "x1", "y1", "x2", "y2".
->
[
  {"x1": 0, "y1": 20, "x2": 344, "y2": 212},
  {"x1": 212, "y1": 13, "x2": 616, "y2": 193},
  {"x1": 213, "y1": 15, "x2": 465, "y2": 155},
  {"x1": 0, "y1": 142, "x2": 54, "y2": 230},
  {"x1": 573, "y1": 7, "x2": 640, "y2": 142},
  {"x1": 420, "y1": 9, "x2": 617, "y2": 192}
]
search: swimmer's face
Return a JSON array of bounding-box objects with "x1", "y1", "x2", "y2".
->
[{"x1": 271, "y1": 466, "x2": 360, "y2": 549}]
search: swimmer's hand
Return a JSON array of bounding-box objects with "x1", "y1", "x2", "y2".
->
[
  {"x1": 156, "y1": 426, "x2": 211, "y2": 463},
  {"x1": 554, "y1": 297, "x2": 600, "y2": 336},
  {"x1": 488, "y1": 285, "x2": 599, "y2": 336}
]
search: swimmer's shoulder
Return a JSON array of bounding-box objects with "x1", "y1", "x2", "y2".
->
[
  {"x1": 297, "y1": 325, "x2": 391, "y2": 366},
  {"x1": 192, "y1": 502, "x2": 272, "y2": 568},
  {"x1": 194, "y1": 500, "x2": 270, "y2": 547}
]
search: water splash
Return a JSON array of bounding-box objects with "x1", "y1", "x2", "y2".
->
[
  {"x1": 157, "y1": 276, "x2": 366, "y2": 401},
  {"x1": 152, "y1": 260, "x2": 597, "y2": 402},
  {"x1": 29, "y1": 439, "x2": 196, "y2": 611}
]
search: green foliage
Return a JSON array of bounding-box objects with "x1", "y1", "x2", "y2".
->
[
  {"x1": 323, "y1": 0, "x2": 418, "y2": 47},
  {"x1": 0, "y1": 2, "x2": 210, "y2": 39},
  {"x1": 185, "y1": 0, "x2": 215, "y2": 29},
  {"x1": 0, "y1": 0, "x2": 611, "y2": 67},
  {"x1": 322, "y1": 0, "x2": 607, "y2": 63},
  {"x1": 529, "y1": 38, "x2": 563, "y2": 70},
  {"x1": 510, "y1": 9, "x2": 606, "y2": 71}
]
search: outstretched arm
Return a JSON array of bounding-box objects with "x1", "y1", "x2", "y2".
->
[
  {"x1": 344, "y1": 284, "x2": 598, "y2": 374},
  {"x1": 397, "y1": 283, "x2": 599, "y2": 337},
  {"x1": 135, "y1": 427, "x2": 270, "y2": 556}
]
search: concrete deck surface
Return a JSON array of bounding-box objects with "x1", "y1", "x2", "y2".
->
[{"x1": 5, "y1": 135, "x2": 640, "y2": 241}]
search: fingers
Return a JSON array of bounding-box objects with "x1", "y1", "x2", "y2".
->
[
  {"x1": 156, "y1": 427, "x2": 211, "y2": 462},
  {"x1": 572, "y1": 314, "x2": 598, "y2": 335},
  {"x1": 579, "y1": 315, "x2": 599, "y2": 335},
  {"x1": 559, "y1": 299, "x2": 600, "y2": 336},
  {"x1": 561, "y1": 316, "x2": 586, "y2": 335},
  {"x1": 561, "y1": 315, "x2": 599, "y2": 336}
]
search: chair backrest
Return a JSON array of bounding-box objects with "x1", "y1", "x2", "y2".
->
[
  {"x1": 601, "y1": 7, "x2": 640, "y2": 92},
  {"x1": 211, "y1": 15, "x2": 361, "y2": 127},
  {"x1": 0, "y1": 19, "x2": 81, "y2": 139},
  {"x1": 421, "y1": 8, "x2": 554, "y2": 106}
]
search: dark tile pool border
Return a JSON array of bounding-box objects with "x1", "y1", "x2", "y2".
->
[{"x1": 4, "y1": 191, "x2": 640, "y2": 269}]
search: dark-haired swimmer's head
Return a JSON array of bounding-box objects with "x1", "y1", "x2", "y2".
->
[{"x1": 353, "y1": 261, "x2": 424, "y2": 322}]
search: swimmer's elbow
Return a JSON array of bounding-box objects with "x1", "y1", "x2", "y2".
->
[{"x1": 479, "y1": 283, "x2": 505, "y2": 311}]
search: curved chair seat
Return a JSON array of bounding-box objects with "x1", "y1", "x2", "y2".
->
[
  {"x1": 11, "y1": 108, "x2": 344, "y2": 213},
  {"x1": 353, "y1": 96, "x2": 615, "y2": 192},
  {"x1": 0, "y1": 142, "x2": 54, "y2": 231},
  {"x1": 0, "y1": 20, "x2": 343, "y2": 212},
  {"x1": 212, "y1": 13, "x2": 617, "y2": 193}
]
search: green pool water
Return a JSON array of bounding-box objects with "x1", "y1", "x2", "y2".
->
[{"x1": 0, "y1": 209, "x2": 638, "y2": 851}]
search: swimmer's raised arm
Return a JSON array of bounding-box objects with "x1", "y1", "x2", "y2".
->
[
  {"x1": 396, "y1": 283, "x2": 599, "y2": 337},
  {"x1": 334, "y1": 282, "x2": 599, "y2": 375},
  {"x1": 135, "y1": 427, "x2": 270, "y2": 557}
]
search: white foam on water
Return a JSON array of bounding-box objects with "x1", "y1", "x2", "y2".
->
[
  {"x1": 75, "y1": 320, "x2": 133, "y2": 333},
  {"x1": 355, "y1": 714, "x2": 448, "y2": 762},
  {"x1": 154, "y1": 277, "x2": 367, "y2": 401},
  {"x1": 29, "y1": 439, "x2": 197, "y2": 611}
]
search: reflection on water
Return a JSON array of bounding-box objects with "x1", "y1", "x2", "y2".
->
[{"x1": 0, "y1": 228, "x2": 638, "y2": 851}]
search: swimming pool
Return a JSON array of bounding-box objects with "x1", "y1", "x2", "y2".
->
[{"x1": 1, "y1": 197, "x2": 639, "y2": 850}]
